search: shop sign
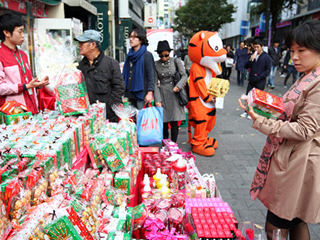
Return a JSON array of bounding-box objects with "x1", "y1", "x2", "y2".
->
[
  {"x1": 119, "y1": 18, "x2": 132, "y2": 54},
  {"x1": 91, "y1": 1, "x2": 109, "y2": 51},
  {"x1": 0, "y1": 0, "x2": 48, "y2": 17},
  {"x1": 276, "y1": 21, "x2": 291, "y2": 29},
  {"x1": 144, "y1": 3, "x2": 157, "y2": 27},
  {"x1": 240, "y1": 20, "x2": 249, "y2": 36},
  {"x1": 0, "y1": 0, "x2": 27, "y2": 14}
]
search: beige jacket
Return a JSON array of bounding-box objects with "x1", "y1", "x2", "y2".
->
[{"x1": 252, "y1": 78, "x2": 320, "y2": 223}]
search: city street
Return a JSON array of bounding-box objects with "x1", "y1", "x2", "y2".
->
[{"x1": 177, "y1": 70, "x2": 320, "y2": 238}]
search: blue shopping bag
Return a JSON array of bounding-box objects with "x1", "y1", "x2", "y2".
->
[{"x1": 137, "y1": 105, "x2": 163, "y2": 145}]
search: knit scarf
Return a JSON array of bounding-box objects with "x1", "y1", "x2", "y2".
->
[
  {"x1": 250, "y1": 67, "x2": 320, "y2": 200},
  {"x1": 122, "y1": 45, "x2": 146, "y2": 100}
]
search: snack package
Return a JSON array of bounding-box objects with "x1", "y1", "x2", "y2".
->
[
  {"x1": 247, "y1": 88, "x2": 285, "y2": 119},
  {"x1": 100, "y1": 139, "x2": 128, "y2": 172},
  {"x1": 54, "y1": 68, "x2": 90, "y2": 116},
  {"x1": 0, "y1": 200, "x2": 12, "y2": 240},
  {"x1": 208, "y1": 78, "x2": 230, "y2": 98}
]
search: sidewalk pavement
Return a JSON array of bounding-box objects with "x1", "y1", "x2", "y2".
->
[{"x1": 177, "y1": 70, "x2": 320, "y2": 238}]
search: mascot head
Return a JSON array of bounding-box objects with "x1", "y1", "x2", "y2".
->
[{"x1": 188, "y1": 31, "x2": 227, "y2": 75}]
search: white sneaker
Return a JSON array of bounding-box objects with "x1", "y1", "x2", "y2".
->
[
  {"x1": 280, "y1": 74, "x2": 286, "y2": 77},
  {"x1": 247, "y1": 115, "x2": 252, "y2": 120},
  {"x1": 240, "y1": 112, "x2": 248, "y2": 118}
]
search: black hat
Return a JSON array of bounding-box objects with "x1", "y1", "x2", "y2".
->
[{"x1": 156, "y1": 40, "x2": 172, "y2": 53}]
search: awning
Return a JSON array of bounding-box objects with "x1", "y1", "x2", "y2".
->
[
  {"x1": 39, "y1": 0, "x2": 61, "y2": 5},
  {"x1": 62, "y1": 0, "x2": 97, "y2": 15}
]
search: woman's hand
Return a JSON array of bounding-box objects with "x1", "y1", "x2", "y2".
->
[
  {"x1": 173, "y1": 86, "x2": 180, "y2": 92},
  {"x1": 238, "y1": 98, "x2": 259, "y2": 121},
  {"x1": 145, "y1": 91, "x2": 154, "y2": 103},
  {"x1": 155, "y1": 102, "x2": 162, "y2": 107}
]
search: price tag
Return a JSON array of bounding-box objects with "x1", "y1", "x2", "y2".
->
[{"x1": 215, "y1": 97, "x2": 224, "y2": 109}]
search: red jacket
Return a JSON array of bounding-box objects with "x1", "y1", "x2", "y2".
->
[{"x1": 0, "y1": 43, "x2": 38, "y2": 114}]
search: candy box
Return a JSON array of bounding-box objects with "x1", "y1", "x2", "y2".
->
[
  {"x1": 101, "y1": 139, "x2": 128, "y2": 172},
  {"x1": 114, "y1": 171, "x2": 131, "y2": 195},
  {"x1": 55, "y1": 81, "x2": 90, "y2": 116},
  {"x1": 248, "y1": 88, "x2": 285, "y2": 119},
  {"x1": 0, "y1": 111, "x2": 32, "y2": 125}
]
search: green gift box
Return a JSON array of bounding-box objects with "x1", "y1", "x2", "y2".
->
[
  {"x1": 0, "y1": 111, "x2": 32, "y2": 125},
  {"x1": 101, "y1": 140, "x2": 128, "y2": 172},
  {"x1": 45, "y1": 216, "x2": 83, "y2": 240}
]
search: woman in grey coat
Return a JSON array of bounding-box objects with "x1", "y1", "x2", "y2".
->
[{"x1": 154, "y1": 40, "x2": 187, "y2": 142}]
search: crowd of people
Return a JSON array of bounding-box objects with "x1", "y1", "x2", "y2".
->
[{"x1": 1, "y1": 12, "x2": 320, "y2": 240}]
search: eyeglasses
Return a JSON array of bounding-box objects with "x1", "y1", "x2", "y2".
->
[
  {"x1": 129, "y1": 35, "x2": 138, "y2": 39},
  {"x1": 159, "y1": 54, "x2": 170, "y2": 58}
]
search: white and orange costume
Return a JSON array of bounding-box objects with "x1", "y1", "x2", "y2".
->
[{"x1": 188, "y1": 31, "x2": 227, "y2": 156}]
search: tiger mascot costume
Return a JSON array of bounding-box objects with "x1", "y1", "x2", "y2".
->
[{"x1": 188, "y1": 31, "x2": 226, "y2": 156}]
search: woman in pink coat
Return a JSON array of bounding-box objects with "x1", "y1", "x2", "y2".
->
[{"x1": 239, "y1": 20, "x2": 320, "y2": 240}]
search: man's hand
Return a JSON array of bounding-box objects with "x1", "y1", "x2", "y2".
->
[
  {"x1": 173, "y1": 86, "x2": 180, "y2": 93},
  {"x1": 144, "y1": 91, "x2": 153, "y2": 103},
  {"x1": 250, "y1": 51, "x2": 258, "y2": 62},
  {"x1": 26, "y1": 76, "x2": 49, "y2": 89}
]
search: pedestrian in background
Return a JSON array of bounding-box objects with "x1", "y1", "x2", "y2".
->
[
  {"x1": 234, "y1": 41, "x2": 250, "y2": 86},
  {"x1": 223, "y1": 44, "x2": 234, "y2": 80},
  {"x1": 283, "y1": 49, "x2": 298, "y2": 88},
  {"x1": 122, "y1": 28, "x2": 155, "y2": 110},
  {"x1": 76, "y1": 30, "x2": 125, "y2": 122},
  {"x1": 240, "y1": 39, "x2": 272, "y2": 118},
  {"x1": 154, "y1": 40, "x2": 187, "y2": 142},
  {"x1": 268, "y1": 40, "x2": 282, "y2": 89},
  {"x1": 239, "y1": 20, "x2": 320, "y2": 240}
]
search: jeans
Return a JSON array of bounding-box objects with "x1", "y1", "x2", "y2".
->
[
  {"x1": 268, "y1": 65, "x2": 278, "y2": 86},
  {"x1": 237, "y1": 70, "x2": 246, "y2": 86},
  {"x1": 284, "y1": 65, "x2": 298, "y2": 86}
]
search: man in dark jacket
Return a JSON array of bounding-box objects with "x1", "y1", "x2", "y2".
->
[
  {"x1": 234, "y1": 41, "x2": 250, "y2": 86},
  {"x1": 245, "y1": 39, "x2": 272, "y2": 94},
  {"x1": 240, "y1": 39, "x2": 272, "y2": 119},
  {"x1": 267, "y1": 40, "x2": 281, "y2": 88},
  {"x1": 76, "y1": 30, "x2": 125, "y2": 122}
]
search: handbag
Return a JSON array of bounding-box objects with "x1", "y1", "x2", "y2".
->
[
  {"x1": 137, "y1": 104, "x2": 163, "y2": 146},
  {"x1": 173, "y1": 58, "x2": 189, "y2": 106},
  {"x1": 225, "y1": 57, "x2": 233, "y2": 68}
]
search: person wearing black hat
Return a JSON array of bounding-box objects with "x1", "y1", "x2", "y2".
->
[
  {"x1": 75, "y1": 30, "x2": 125, "y2": 122},
  {"x1": 122, "y1": 28, "x2": 155, "y2": 110},
  {"x1": 154, "y1": 40, "x2": 187, "y2": 142}
]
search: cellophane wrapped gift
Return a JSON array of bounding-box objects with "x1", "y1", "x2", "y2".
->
[
  {"x1": 248, "y1": 88, "x2": 285, "y2": 119},
  {"x1": 54, "y1": 68, "x2": 90, "y2": 116}
]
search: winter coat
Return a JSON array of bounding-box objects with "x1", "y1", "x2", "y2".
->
[
  {"x1": 268, "y1": 46, "x2": 281, "y2": 66},
  {"x1": 234, "y1": 48, "x2": 250, "y2": 72},
  {"x1": 245, "y1": 52, "x2": 272, "y2": 84},
  {"x1": 78, "y1": 52, "x2": 125, "y2": 122},
  {"x1": 252, "y1": 67, "x2": 320, "y2": 223},
  {"x1": 154, "y1": 58, "x2": 187, "y2": 122}
]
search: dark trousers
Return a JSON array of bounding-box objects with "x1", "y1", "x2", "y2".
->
[
  {"x1": 237, "y1": 70, "x2": 246, "y2": 86},
  {"x1": 246, "y1": 80, "x2": 266, "y2": 95},
  {"x1": 224, "y1": 67, "x2": 232, "y2": 80},
  {"x1": 163, "y1": 121, "x2": 179, "y2": 142},
  {"x1": 284, "y1": 65, "x2": 298, "y2": 86}
]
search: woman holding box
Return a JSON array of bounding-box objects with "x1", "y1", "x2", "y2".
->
[{"x1": 239, "y1": 20, "x2": 320, "y2": 240}]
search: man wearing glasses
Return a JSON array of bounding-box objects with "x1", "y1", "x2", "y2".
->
[
  {"x1": 122, "y1": 28, "x2": 155, "y2": 109},
  {"x1": 76, "y1": 30, "x2": 125, "y2": 122}
]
